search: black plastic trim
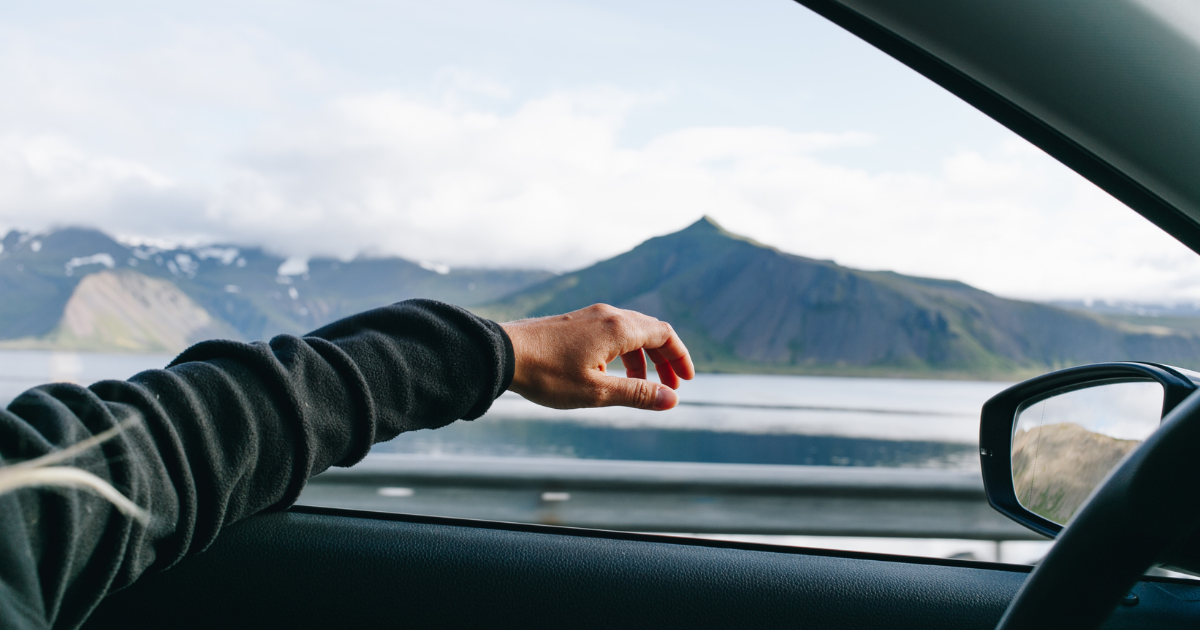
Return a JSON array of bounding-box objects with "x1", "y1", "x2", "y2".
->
[
  {"x1": 88, "y1": 509, "x2": 1200, "y2": 630},
  {"x1": 789, "y1": 0, "x2": 1200, "y2": 255},
  {"x1": 288, "y1": 503, "x2": 1189, "y2": 586},
  {"x1": 978, "y1": 362, "x2": 1197, "y2": 539}
]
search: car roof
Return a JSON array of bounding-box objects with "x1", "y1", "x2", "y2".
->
[{"x1": 797, "y1": 0, "x2": 1200, "y2": 254}]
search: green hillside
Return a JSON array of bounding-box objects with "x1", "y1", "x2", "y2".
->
[
  {"x1": 1011, "y1": 422, "x2": 1139, "y2": 524},
  {"x1": 478, "y1": 217, "x2": 1200, "y2": 378}
]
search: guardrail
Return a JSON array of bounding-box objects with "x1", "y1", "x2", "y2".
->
[{"x1": 298, "y1": 454, "x2": 1043, "y2": 540}]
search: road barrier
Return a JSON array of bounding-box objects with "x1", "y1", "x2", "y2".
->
[{"x1": 298, "y1": 454, "x2": 1043, "y2": 540}]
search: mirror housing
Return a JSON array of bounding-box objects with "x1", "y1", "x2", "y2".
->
[{"x1": 980, "y1": 362, "x2": 1198, "y2": 538}]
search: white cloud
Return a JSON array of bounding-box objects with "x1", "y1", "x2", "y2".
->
[
  {"x1": 2, "y1": 1, "x2": 1196, "y2": 303},
  {"x1": 1, "y1": 85, "x2": 1199, "y2": 302},
  {"x1": 0, "y1": 134, "x2": 178, "y2": 224}
]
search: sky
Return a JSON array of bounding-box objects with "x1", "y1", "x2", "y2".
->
[
  {"x1": 1015, "y1": 381, "x2": 1163, "y2": 442},
  {"x1": 2, "y1": 0, "x2": 1200, "y2": 302}
]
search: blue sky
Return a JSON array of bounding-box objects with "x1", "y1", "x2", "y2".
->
[{"x1": 1, "y1": 0, "x2": 1198, "y2": 301}]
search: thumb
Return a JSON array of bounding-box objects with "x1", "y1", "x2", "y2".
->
[{"x1": 598, "y1": 375, "x2": 679, "y2": 411}]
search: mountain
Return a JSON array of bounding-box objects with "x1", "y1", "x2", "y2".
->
[
  {"x1": 478, "y1": 217, "x2": 1200, "y2": 377},
  {"x1": 7, "y1": 220, "x2": 1200, "y2": 377},
  {"x1": 1052, "y1": 299, "x2": 1200, "y2": 336},
  {"x1": 0, "y1": 228, "x2": 551, "y2": 352}
]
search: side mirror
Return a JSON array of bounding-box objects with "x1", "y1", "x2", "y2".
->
[{"x1": 980, "y1": 362, "x2": 1199, "y2": 538}]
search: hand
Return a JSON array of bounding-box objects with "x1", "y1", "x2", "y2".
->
[{"x1": 500, "y1": 304, "x2": 695, "y2": 411}]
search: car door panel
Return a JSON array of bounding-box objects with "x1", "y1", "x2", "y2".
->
[{"x1": 83, "y1": 507, "x2": 1200, "y2": 629}]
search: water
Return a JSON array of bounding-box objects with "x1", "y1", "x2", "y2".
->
[
  {"x1": 381, "y1": 374, "x2": 1013, "y2": 471},
  {"x1": 0, "y1": 351, "x2": 1013, "y2": 472},
  {"x1": 0, "y1": 350, "x2": 174, "y2": 404}
]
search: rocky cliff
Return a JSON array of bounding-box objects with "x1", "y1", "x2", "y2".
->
[{"x1": 50, "y1": 270, "x2": 239, "y2": 352}]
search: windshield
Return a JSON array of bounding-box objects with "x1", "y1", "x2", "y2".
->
[{"x1": 3, "y1": 0, "x2": 1199, "y2": 568}]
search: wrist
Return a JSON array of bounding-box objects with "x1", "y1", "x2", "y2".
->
[{"x1": 499, "y1": 322, "x2": 530, "y2": 396}]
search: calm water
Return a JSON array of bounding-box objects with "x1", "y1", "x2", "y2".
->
[
  {"x1": 0, "y1": 350, "x2": 1012, "y2": 471},
  {"x1": 386, "y1": 373, "x2": 1012, "y2": 470},
  {"x1": 0, "y1": 350, "x2": 174, "y2": 404}
]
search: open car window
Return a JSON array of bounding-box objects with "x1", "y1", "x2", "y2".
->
[{"x1": 3, "y1": 0, "x2": 1200, "y2": 568}]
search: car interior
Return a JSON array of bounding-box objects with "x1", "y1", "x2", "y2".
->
[{"x1": 77, "y1": 1, "x2": 1200, "y2": 628}]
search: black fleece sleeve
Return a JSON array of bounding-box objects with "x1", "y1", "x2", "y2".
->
[{"x1": 0, "y1": 299, "x2": 514, "y2": 630}]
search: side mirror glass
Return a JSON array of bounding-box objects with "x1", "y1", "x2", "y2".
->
[
  {"x1": 1012, "y1": 380, "x2": 1163, "y2": 525},
  {"x1": 980, "y1": 362, "x2": 1198, "y2": 538}
]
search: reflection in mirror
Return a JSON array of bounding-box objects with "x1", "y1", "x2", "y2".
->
[{"x1": 1012, "y1": 380, "x2": 1163, "y2": 526}]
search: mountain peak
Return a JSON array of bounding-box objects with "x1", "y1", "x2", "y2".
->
[
  {"x1": 676, "y1": 216, "x2": 738, "y2": 240},
  {"x1": 667, "y1": 215, "x2": 777, "y2": 253},
  {"x1": 686, "y1": 215, "x2": 725, "y2": 232}
]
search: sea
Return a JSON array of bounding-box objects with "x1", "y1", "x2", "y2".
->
[{"x1": 0, "y1": 349, "x2": 1011, "y2": 472}]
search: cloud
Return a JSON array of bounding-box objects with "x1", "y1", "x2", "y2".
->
[
  {"x1": 1, "y1": 2, "x2": 1196, "y2": 303},
  {"x1": 197, "y1": 90, "x2": 886, "y2": 269},
  {"x1": 0, "y1": 133, "x2": 173, "y2": 214},
  {"x1": 0, "y1": 84, "x2": 1198, "y2": 302}
]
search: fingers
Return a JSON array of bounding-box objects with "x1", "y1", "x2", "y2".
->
[
  {"x1": 645, "y1": 347, "x2": 680, "y2": 389},
  {"x1": 622, "y1": 317, "x2": 696, "y2": 383},
  {"x1": 596, "y1": 373, "x2": 678, "y2": 411},
  {"x1": 502, "y1": 303, "x2": 694, "y2": 413},
  {"x1": 621, "y1": 348, "x2": 648, "y2": 380},
  {"x1": 624, "y1": 325, "x2": 681, "y2": 389}
]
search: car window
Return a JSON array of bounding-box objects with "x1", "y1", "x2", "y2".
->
[{"x1": 3, "y1": 0, "x2": 1199, "y2": 568}]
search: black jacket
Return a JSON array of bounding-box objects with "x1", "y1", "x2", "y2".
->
[{"x1": 0, "y1": 300, "x2": 513, "y2": 630}]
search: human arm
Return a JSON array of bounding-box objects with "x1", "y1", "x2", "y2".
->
[
  {"x1": 0, "y1": 300, "x2": 692, "y2": 630},
  {"x1": 0, "y1": 299, "x2": 511, "y2": 630}
]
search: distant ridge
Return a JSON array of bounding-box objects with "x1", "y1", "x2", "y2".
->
[
  {"x1": 5, "y1": 221, "x2": 1200, "y2": 376},
  {"x1": 479, "y1": 217, "x2": 1200, "y2": 377},
  {"x1": 0, "y1": 227, "x2": 551, "y2": 352}
]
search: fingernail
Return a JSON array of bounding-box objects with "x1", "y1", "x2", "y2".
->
[{"x1": 654, "y1": 387, "x2": 676, "y2": 410}]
